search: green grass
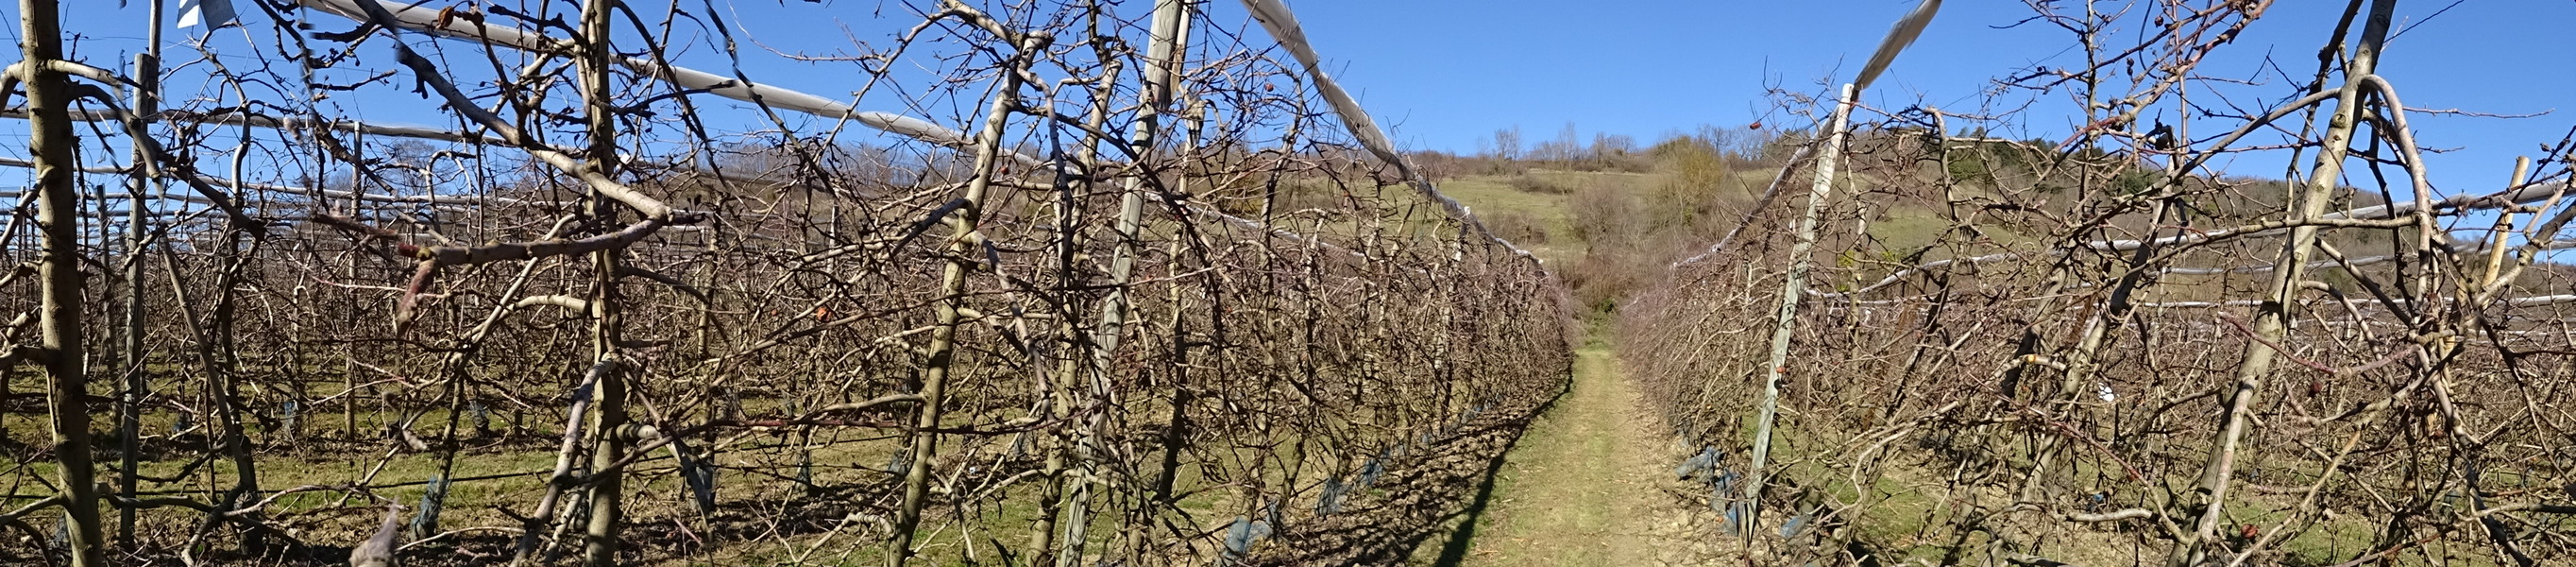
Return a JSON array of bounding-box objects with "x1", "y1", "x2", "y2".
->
[
  {"x1": 1433, "y1": 174, "x2": 1589, "y2": 266},
  {"x1": 1408, "y1": 335, "x2": 1677, "y2": 566}
]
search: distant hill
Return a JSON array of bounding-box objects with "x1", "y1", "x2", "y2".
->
[{"x1": 1418, "y1": 127, "x2": 2422, "y2": 314}]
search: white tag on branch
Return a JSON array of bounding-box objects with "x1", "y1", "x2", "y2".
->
[
  {"x1": 2095, "y1": 383, "x2": 2116, "y2": 403},
  {"x1": 177, "y1": 0, "x2": 238, "y2": 28}
]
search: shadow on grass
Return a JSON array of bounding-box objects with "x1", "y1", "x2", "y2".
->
[
  {"x1": 1424, "y1": 427, "x2": 1518, "y2": 567},
  {"x1": 1248, "y1": 370, "x2": 1574, "y2": 566}
]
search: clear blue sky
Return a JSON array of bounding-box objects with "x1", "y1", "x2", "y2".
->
[
  {"x1": 22, "y1": 0, "x2": 2576, "y2": 197},
  {"x1": 1249, "y1": 0, "x2": 2574, "y2": 192}
]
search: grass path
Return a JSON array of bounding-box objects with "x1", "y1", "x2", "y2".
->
[{"x1": 1423, "y1": 337, "x2": 1699, "y2": 566}]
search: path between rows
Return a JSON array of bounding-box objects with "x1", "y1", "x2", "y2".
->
[{"x1": 1427, "y1": 338, "x2": 1703, "y2": 566}]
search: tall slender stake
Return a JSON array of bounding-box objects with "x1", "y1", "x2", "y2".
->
[
  {"x1": 1065, "y1": 2, "x2": 1186, "y2": 563},
  {"x1": 118, "y1": 0, "x2": 165, "y2": 547},
  {"x1": 1743, "y1": 82, "x2": 1856, "y2": 542}
]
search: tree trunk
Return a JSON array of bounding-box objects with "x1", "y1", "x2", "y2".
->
[
  {"x1": 22, "y1": 0, "x2": 108, "y2": 562},
  {"x1": 2178, "y1": 1, "x2": 2394, "y2": 563},
  {"x1": 577, "y1": 1, "x2": 628, "y2": 564},
  {"x1": 887, "y1": 32, "x2": 1042, "y2": 567}
]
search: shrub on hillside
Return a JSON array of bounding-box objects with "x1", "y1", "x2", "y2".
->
[
  {"x1": 1646, "y1": 137, "x2": 1741, "y2": 229},
  {"x1": 1483, "y1": 211, "x2": 1550, "y2": 245},
  {"x1": 1568, "y1": 181, "x2": 1645, "y2": 247},
  {"x1": 1505, "y1": 173, "x2": 1573, "y2": 195}
]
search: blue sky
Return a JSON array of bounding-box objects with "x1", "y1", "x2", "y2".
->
[
  {"x1": 21, "y1": 0, "x2": 2576, "y2": 197},
  {"x1": 1248, "y1": 0, "x2": 2574, "y2": 192}
]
